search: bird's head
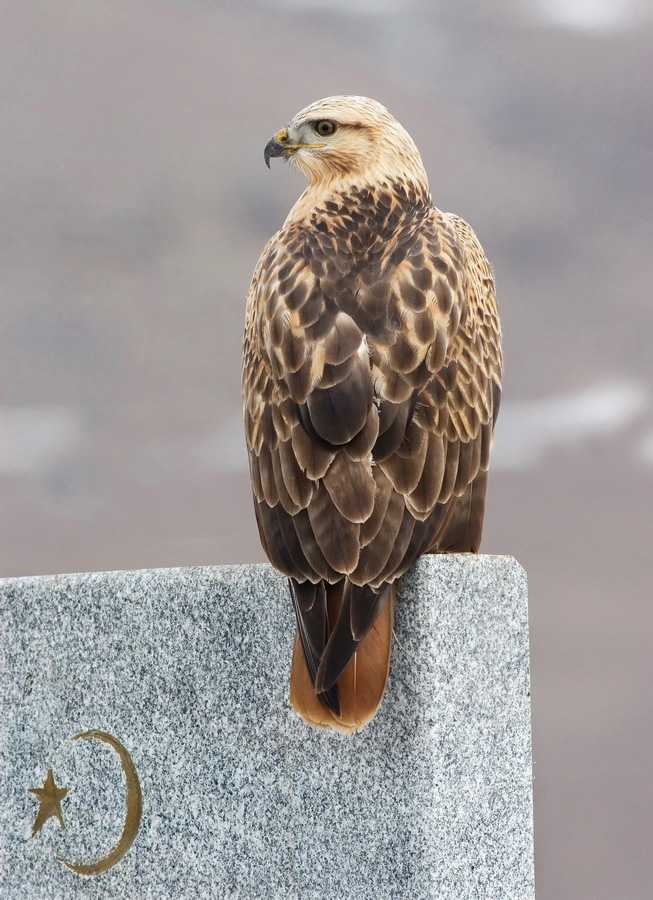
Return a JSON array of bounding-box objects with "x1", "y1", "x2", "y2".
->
[{"x1": 264, "y1": 96, "x2": 428, "y2": 191}]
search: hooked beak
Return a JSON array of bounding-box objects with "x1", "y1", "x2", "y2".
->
[
  {"x1": 264, "y1": 127, "x2": 326, "y2": 168},
  {"x1": 264, "y1": 136, "x2": 286, "y2": 169},
  {"x1": 264, "y1": 128, "x2": 292, "y2": 169}
]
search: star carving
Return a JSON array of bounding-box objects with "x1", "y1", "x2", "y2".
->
[{"x1": 28, "y1": 769, "x2": 69, "y2": 836}]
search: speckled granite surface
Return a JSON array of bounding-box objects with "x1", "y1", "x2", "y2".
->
[{"x1": 1, "y1": 556, "x2": 533, "y2": 899}]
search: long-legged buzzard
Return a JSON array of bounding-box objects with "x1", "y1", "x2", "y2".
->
[{"x1": 242, "y1": 96, "x2": 502, "y2": 733}]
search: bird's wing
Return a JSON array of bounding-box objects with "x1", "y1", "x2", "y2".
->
[
  {"x1": 243, "y1": 204, "x2": 501, "y2": 582},
  {"x1": 243, "y1": 221, "x2": 376, "y2": 584},
  {"x1": 420, "y1": 212, "x2": 502, "y2": 553}
]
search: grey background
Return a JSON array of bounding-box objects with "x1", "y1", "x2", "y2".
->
[{"x1": 1, "y1": 1, "x2": 652, "y2": 897}]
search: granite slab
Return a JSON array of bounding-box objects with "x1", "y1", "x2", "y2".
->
[{"x1": 1, "y1": 555, "x2": 533, "y2": 899}]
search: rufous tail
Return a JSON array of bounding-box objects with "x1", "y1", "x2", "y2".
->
[{"x1": 289, "y1": 583, "x2": 396, "y2": 735}]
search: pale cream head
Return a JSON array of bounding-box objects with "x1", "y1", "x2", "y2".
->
[{"x1": 266, "y1": 96, "x2": 429, "y2": 192}]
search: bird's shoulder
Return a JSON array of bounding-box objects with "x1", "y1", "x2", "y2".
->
[{"x1": 439, "y1": 211, "x2": 502, "y2": 394}]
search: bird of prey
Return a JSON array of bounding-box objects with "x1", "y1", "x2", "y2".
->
[{"x1": 242, "y1": 96, "x2": 502, "y2": 734}]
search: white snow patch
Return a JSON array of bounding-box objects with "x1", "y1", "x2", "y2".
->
[
  {"x1": 534, "y1": 0, "x2": 638, "y2": 31},
  {"x1": 491, "y1": 379, "x2": 649, "y2": 470}
]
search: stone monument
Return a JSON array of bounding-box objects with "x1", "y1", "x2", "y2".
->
[{"x1": 1, "y1": 555, "x2": 533, "y2": 898}]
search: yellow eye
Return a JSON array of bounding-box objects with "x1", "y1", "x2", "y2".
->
[{"x1": 315, "y1": 120, "x2": 336, "y2": 137}]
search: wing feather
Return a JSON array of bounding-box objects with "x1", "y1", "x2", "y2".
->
[
  {"x1": 406, "y1": 429, "x2": 446, "y2": 516},
  {"x1": 290, "y1": 419, "x2": 334, "y2": 480},
  {"x1": 277, "y1": 438, "x2": 313, "y2": 509},
  {"x1": 323, "y1": 451, "x2": 376, "y2": 524},
  {"x1": 271, "y1": 446, "x2": 301, "y2": 516},
  {"x1": 306, "y1": 486, "x2": 361, "y2": 574}
]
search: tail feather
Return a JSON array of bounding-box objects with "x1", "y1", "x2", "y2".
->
[
  {"x1": 289, "y1": 580, "x2": 396, "y2": 734},
  {"x1": 289, "y1": 580, "x2": 340, "y2": 716},
  {"x1": 314, "y1": 587, "x2": 354, "y2": 694},
  {"x1": 289, "y1": 632, "x2": 342, "y2": 729},
  {"x1": 316, "y1": 582, "x2": 392, "y2": 693}
]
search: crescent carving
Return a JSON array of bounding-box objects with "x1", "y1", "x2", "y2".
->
[{"x1": 57, "y1": 729, "x2": 143, "y2": 876}]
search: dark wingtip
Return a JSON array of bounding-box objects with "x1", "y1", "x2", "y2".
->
[{"x1": 318, "y1": 684, "x2": 341, "y2": 718}]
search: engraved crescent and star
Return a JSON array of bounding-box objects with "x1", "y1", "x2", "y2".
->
[{"x1": 28, "y1": 730, "x2": 142, "y2": 876}]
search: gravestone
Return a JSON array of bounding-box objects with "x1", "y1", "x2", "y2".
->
[{"x1": 1, "y1": 555, "x2": 534, "y2": 899}]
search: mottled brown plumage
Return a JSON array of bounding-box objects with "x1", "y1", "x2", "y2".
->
[{"x1": 242, "y1": 96, "x2": 502, "y2": 733}]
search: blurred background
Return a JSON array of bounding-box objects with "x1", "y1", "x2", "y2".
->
[{"x1": 2, "y1": 0, "x2": 652, "y2": 895}]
